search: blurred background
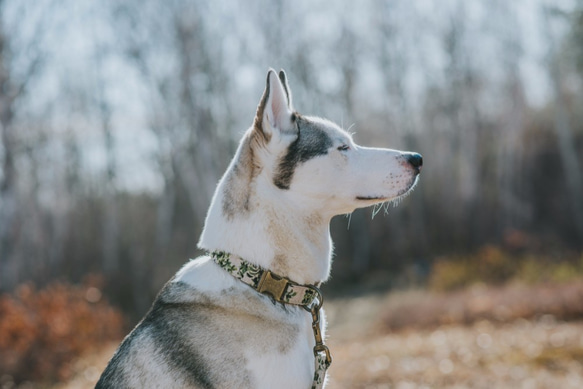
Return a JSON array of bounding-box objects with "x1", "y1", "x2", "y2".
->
[{"x1": 1, "y1": 0, "x2": 583, "y2": 387}]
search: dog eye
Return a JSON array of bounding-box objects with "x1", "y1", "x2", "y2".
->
[{"x1": 337, "y1": 144, "x2": 350, "y2": 151}]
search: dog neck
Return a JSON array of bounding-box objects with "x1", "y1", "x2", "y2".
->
[{"x1": 198, "y1": 133, "x2": 333, "y2": 285}]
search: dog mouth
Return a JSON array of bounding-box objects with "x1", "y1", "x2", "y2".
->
[
  {"x1": 356, "y1": 175, "x2": 420, "y2": 202},
  {"x1": 356, "y1": 195, "x2": 388, "y2": 201}
]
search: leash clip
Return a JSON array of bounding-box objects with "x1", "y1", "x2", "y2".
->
[
  {"x1": 314, "y1": 344, "x2": 332, "y2": 367},
  {"x1": 303, "y1": 286, "x2": 332, "y2": 368}
]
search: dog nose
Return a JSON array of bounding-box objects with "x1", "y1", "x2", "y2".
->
[{"x1": 405, "y1": 153, "x2": 423, "y2": 169}]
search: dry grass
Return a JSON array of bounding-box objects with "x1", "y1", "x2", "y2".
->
[
  {"x1": 49, "y1": 343, "x2": 119, "y2": 389},
  {"x1": 324, "y1": 285, "x2": 583, "y2": 389},
  {"x1": 428, "y1": 247, "x2": 583, "y2": 292},
  {"x1": 326, "y1": 317, "x2": 583, "y2": 388},
  {"x1": 381, "y1": 282, "x2": 583, "y2": 331}
]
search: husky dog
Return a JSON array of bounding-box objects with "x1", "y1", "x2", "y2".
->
[{"x1": 96, "y1": 69, "x2": 422, "y2": 389}]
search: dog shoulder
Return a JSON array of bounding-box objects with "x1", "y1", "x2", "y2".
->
[
  {"x1": 97, "y1": 258, "x2": 266, "y2": 388},
  {"x1": 96, "y1": 280, "x2": 219, "y2": 388}
]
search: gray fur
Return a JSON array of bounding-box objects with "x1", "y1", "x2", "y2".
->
[
  {"x1": 96, "y1": 283, "x2": 228, "y2": 389},
  {"x1": 96, "y1": 280, "x2": 302, "y2": 389},
  {"x1": 273, "y1": 115, "x2": 333, "y2": 189}
]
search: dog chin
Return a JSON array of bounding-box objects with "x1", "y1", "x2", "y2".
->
[
  {"x1": 396, "y1": 176, "x2": 420, "y2": 198},
  {"x1": 357, "y1": 176, "x2": 420, "y2": 204}
]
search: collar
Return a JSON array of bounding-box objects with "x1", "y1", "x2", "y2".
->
[
  {"x1": 210, "y1": 250, "x2": 332, "y2": 388},
  {"x1": 210, "y1": 250, "x2": 322, "y2": 307}
]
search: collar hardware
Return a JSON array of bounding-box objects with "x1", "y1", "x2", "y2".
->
[{"x1": 257, "y1": 270, "x2": 291, "y2": 301}]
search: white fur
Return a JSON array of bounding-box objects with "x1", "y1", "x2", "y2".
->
[{"x1": 174, "y1": 256, "x2": 237, "y2": 293}]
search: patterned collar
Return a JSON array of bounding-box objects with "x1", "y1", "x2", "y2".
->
[{"x1": 210, "y1": 250, "x2": 321, "y2": 307}]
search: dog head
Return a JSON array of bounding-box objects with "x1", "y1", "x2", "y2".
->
[
  {"x1": 241, "y1": 69, "x2": 422, "y2": 217},
  {"x1": 200, "y1": 69, "x2": 422, "y2": 279}
]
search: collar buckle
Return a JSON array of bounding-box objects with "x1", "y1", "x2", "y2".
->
[{"x1": 257, "y1": 270, "x2": 289, "y2": 300}]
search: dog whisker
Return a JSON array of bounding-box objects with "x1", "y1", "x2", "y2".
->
[
  {"x1": 346, "y1": 123, "x2": 357, "y2": 136},
  {"x1": 346, "y1": 212, "x2": 353, "y2": 230}
]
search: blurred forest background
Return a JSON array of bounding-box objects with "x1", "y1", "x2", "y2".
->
[{"x1": 2, "y1": 0, "x2": 583, "y2": 387}]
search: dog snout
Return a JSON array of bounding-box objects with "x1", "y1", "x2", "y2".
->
[{"x1": 404, "y1": 153, "x2": 423, "y2": 172}]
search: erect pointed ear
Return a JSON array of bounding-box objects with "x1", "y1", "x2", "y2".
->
[
  {"x1": 253, "y1": 69, "x2": 294, "y2": 142},
  {"x1": 278, "y1": 69, "x2": 293, "y2": 109}
]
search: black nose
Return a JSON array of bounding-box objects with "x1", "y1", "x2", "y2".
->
[{"x1": 405, "y1": 153, "x2": 423, "y2": 169}]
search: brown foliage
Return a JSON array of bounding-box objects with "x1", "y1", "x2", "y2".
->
[
  {"x1": 381, "y1": 281, "x2": 583, "y2": 332},
  {"x1": 429, "y1": 246, "x2": 583, "y2": 292},
  {"x1": 0, "y1": 277, "x2": 126, "y2": 384}
]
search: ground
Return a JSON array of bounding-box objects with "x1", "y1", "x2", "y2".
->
[
  {"x1": 52, "y1": 290, "x2": 583, "y2": 389},
  {"x1": 325, "y1": 292, "x2": 583, "y2": 389}
]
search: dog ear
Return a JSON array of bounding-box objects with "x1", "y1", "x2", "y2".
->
[
  {"x1": 278, "y1": 69, "x2": 293, "y2": 109},
  {"x1": 253, "y1": 69, "x2": 294, "y2": 142}
]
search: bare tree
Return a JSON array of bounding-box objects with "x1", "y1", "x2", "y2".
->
[
  {"x1": 490, "y1": 1, "x2": 530, "y2": 234},
  {"x1": 92, "y1": 31, "x2": 120, "y2": 273},
  {"x1": 544, "y1": 4, "x2": 583, "y2": 241},
  {"x1": 0, "y1": 0, "x2": 45, "y2": 290},
  {"x1": 104, "y1": 1, "x2": 236, "y2": 308}
]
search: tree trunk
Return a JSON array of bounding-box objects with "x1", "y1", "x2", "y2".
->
[{"x1": 545, "y1": 7, "x2": 583, "y2": 241}]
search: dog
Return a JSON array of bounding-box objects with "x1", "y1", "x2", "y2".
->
[{"x1": 96, "y1": 69, "x2": 422, "y2": 389}]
